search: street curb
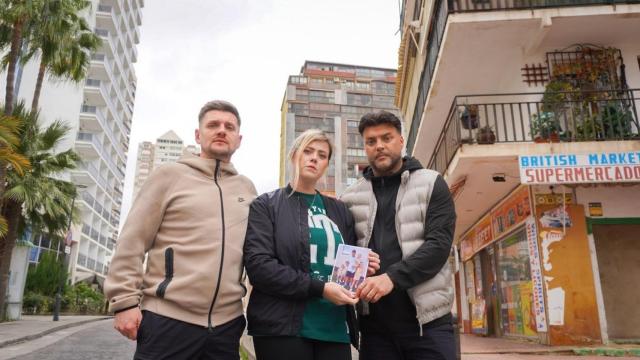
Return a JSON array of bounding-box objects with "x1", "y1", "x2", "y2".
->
[
  {"x1": 0, "y1": 316, "x2": 111, "y2": 349},
  {"x1": 463, "y1": 347, "x2": 575, "y2": 355}
]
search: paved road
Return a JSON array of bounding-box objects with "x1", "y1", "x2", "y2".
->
[
  {"x1": 4, "y1": 320, "x2": 636, "y2": 360},
  {"x1": 9, "y1": 320, "x2": 135, "y2": 360}
]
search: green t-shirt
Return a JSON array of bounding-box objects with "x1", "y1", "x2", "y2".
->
[{"x1": 297, "y1": 192, "x2": 350, "y2": 344}]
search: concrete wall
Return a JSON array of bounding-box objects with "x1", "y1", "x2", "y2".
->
[{"x1": 576, "y1": 184, "x2": 640, "y2": 218}]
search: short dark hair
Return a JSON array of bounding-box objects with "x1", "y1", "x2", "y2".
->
[
  {"x1": 358, "y1": 110, "x2": 402, "y2": 135},
  {"x1": 198, "y1": 100, "x2": 241, "y2": 126}
]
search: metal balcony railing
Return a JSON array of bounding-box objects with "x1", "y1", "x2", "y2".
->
[
  {"x1": 427, "y1": 89, "x2": 640, "y2": 174},
  {"x1": 98, "y1": 4, "x2": 112, "y2": 13},
  {"x1": 449, "y1": 0, "x2": 640, "y2": 13},
  {"x1": 94, "y1": 28, "x2": 109, "y2": 38},
  {"x1": 405, "y1": 0, "x2": 640, "y2": 153}
]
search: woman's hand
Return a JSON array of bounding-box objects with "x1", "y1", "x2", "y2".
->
[
  {"x1": 322, "y1": 282, "x2": 358, "y2": 306},
  {"x1": 367, "y1": 250, "x2": 381, "y2": 276}
]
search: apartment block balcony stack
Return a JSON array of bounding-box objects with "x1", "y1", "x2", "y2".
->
[
  {"x1": 397, "y1": 0, "x2": 640, "y2": 347},
  {"x1": 280, "y1": 61, "x2": 399, "y2": 195},
  {"x1": 67, "y1": 0, "x2": 143, "y2": 285}
]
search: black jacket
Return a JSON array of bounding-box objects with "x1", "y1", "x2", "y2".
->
[
  {"x1": 243, "y1": 185, "x2": 359, "y2": 347},
  {"x1": 361, "y1": 157, "x2": 456, "y2": 334}
]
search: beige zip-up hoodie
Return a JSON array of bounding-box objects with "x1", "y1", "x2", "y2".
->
[{"x1": 105, "y1": 153, "x2": 256, "y2": 328}]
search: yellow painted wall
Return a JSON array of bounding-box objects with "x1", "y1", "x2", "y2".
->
[{"x1": 535, "y1": 204, "x2": 601, "y2": 345}]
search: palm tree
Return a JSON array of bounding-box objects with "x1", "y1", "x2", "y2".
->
[
  {"x1": 1, "y1": 0, "x2": 42, "y2": 206},
  {"x1": 0, "y1": 111, "x2": 30, "y2": 237},
  {"x1": 0, "y1": 103, "x2": 79, "y2": 320},
  {"x1": 0, "y1": 0, "x2": 43, "y2": 116},
  {"x1": 21, "y1": 0, "x2": 101, "y2": 110}
]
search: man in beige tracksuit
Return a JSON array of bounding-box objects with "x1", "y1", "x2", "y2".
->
[{"x1": 105, "y1": 100, "x2": 256, "y2": 360}]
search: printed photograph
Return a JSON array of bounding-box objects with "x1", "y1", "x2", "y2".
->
[{"x1": 330, "y1": 244, "x2": 370, "y2": 292}]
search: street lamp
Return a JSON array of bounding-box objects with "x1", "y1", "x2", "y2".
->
[{"x1": 53, "y1": 184, "x2": 87, "y2": 321}]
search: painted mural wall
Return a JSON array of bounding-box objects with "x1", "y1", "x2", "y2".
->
[{"x1": 535, "y1": 203, "x2": 601, "y2": 345}]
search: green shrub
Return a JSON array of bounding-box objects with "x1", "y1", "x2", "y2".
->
[{"x1": 22, "y1": 291, "x2": 53, "y2": 314}]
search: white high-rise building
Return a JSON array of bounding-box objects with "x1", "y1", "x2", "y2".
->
[
  {"x1": 132, "y1": 141, "x2": 154, "y2": 201},
  {"x1": 1, "y1": 0, "x2": 144, "y2": 286},
  {"x1": 132, "y1": 131, "x2": 199, "y2": 200},
  {"x1": 153, "y1": 130, "x2": 184, "y2": 168}
]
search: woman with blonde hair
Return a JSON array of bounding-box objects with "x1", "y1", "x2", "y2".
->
[{"x1": 243, "y1": 129, "x2": 379, "y2": 360}]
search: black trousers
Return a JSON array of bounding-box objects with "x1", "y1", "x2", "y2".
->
[
  {"x1": 360, "y1": 322, "x2": 455, "y2": 360},
  {"x1": 134, "y1": 311, "x2": 245, "y2": 360},
  {"x1": 253, "y1": 336, "x2": 351, "y2": 360}
]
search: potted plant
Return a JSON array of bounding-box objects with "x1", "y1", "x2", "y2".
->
[
  {"x1": 460, "y1": 104, "x2": 479, "y2": 130},
  {"x1": 476, "y1": 125, "x2": 496, "y2": 144},
  {"x1": 530, "y1": 111, "x2": 562, "y2": 143}
]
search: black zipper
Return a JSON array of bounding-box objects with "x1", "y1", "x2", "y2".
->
[
  {"x1": 207, "y1": 159, "x2": 226, "y2": 332},
  {"x1": 155, "y1": 248, "x2": 174, "y2": 298}
]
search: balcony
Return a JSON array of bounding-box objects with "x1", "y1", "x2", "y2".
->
[
  {"x1": 79, "y1": 191, "x2": 119, "y2": 228},
  {"x1": 76, "y1": 131, "x2": 124, "y2": 181},
  {"x1": 74, "y1": 161, "x2": 110, "y2": 193},
  {"x1": 449, "y1": 0, "x2": 639, "y2": 12},
  {"x1": 429, "y1": 89, "x2": 640, "y2": 174},
  {"x1": 426, "y1": 89, "x2": 640, "y2": 239},
  {"x1": 402, "y1": 0, "x2": 640, "y2": 160},
  {"x1": 80, "y1": 105, "x2": 126, "y2": 164}
]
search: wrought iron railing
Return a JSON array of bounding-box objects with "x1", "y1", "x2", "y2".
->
[
  {"x1": 427, "y1": 89, "x2": 640, "y2": 174},
  {"x1": 449, "y1": 0, "x2": 640, "y2": 13},
  {"x1": 405, "y1": 0, "x2": 640, "y2": 153}
]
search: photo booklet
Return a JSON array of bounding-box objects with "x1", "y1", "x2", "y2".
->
[{"x1": 329, "y1": 244, "x2": 370, "y2": 292}]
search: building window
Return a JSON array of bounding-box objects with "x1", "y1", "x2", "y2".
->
[
  {"x1": 309, "y1": 90, "x2": 334, "y2": 103},
  {"x1": 346, "y1": 148, "x2": 366, "y2": 157},
  {"x1": 355, "y1": 82, "x2": 370, "y2": 91},
  {"x1": 290, "y1": 76, "x2": 308, "y2": 85},
  {"x1": 348, "y1": 133, "x2": 363, "y2": 147},
  {"x1": 372, "y1": 81, "x2": 395, "y2": 95},
  {"x1": 347, "y1": 93, "x2": 372, "y2": 106},
  {"x1": 372, "y1": 95, "x2": 395, "y2": 109}
]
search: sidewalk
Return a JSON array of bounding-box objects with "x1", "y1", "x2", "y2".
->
[
  {"x1": 241, "y1": 333, "x2": 640, "y2": 359},
  {"x1": 461, "y1": 334, "x2": 640, "y2": 357},
  {"x1": 0, "y1": 315, "x2": 110, "y2": 348},
  {"x1": 461, "y1": 334, "x2": 573, "y2": 354}
]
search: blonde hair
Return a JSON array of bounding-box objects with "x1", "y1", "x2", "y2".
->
[{"x1": 288, "y1": 129, "x2": 333, "y2": 193}]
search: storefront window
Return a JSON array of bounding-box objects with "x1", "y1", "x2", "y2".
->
[{"x1": 497, "y1": 228, "x2": 537, "y2": 337}]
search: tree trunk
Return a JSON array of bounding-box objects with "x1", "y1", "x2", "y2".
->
[
  {"x1": 0, "y1": 200, "x2": 23, "y2": 321},
  {"x1": 31, "y1": 61, "x2": 47, "y2": 111},
  {"x1": 4, "y1": 19, "x2": 24, "y2": 116},
  {"x1": 0, "y1": 20, "x2": 25, "y2": 209}
]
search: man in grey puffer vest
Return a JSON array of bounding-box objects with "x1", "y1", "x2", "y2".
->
[{"x1": 341, "y1": 111, "x2": 456, "y2": 360}]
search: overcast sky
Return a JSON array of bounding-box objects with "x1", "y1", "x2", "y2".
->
[{"x1": 120, "y1": 0, "x2": 401, "y2": 222}]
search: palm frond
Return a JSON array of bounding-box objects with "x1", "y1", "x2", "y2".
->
[{"x1": 0, "y1": 216, "x2": 7, "y2": 238}]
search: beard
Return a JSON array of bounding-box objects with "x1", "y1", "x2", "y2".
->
[{"x1": 370, "y1": 152, "x2": 403, "y2": 176}]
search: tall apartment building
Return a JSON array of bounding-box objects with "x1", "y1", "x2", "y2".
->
[
  {"x1": 132, "y1": 131, "x2": 199, "y2": 200},
  {"x1": 1, "y1": 0, "x2": 144, "y2": 290},
  {"x1": 132, "y1": 141, "x2": 154, "y2": 200},
  {"x1": 280, "y1": 61, "x2": 398, "y2": 196},
  {"x1": 396, "y1": 0, "x2": 640, "y2": 345}
]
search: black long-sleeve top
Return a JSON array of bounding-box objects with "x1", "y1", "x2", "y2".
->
[{"x1": 361, "y1": 157, "x2": 456, "y2": 335}]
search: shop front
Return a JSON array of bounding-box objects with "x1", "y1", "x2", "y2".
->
[
  {"x1": 518, "y1": 150, "x2": 640, "y2": 344},
  {"x1": 456, "y1": 150, "x2": 639, "y2": 344},
  {"x1": 458, "y1": 186, "x2": 546, "y2": 342}
]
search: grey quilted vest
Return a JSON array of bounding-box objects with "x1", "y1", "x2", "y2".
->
[{"x1": 341, "y1": 168, "x2": 454, "y2": 326}]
